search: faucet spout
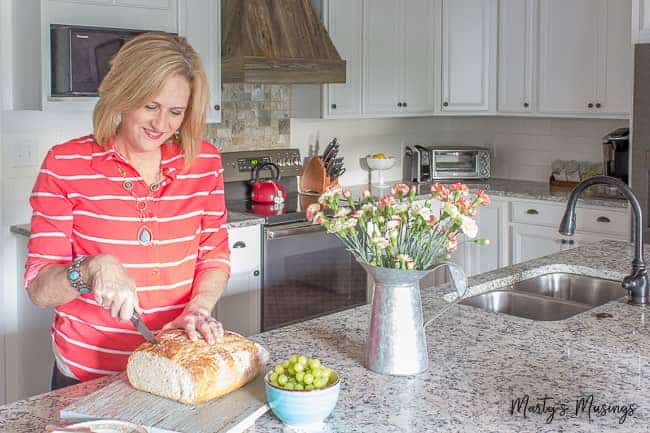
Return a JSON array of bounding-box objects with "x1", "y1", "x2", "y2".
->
[{"x1": 559, "y1": 175, "x2": 648, "y2": 305}]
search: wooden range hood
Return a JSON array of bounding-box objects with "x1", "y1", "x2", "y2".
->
[{"x1": 221, "y1": 0, "x2": 346, "y2": 84}]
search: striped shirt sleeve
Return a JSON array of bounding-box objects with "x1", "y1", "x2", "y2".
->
[
  {"x1": 25, "y1": 149, "x2": 74, "y2": 288},
  {"x1": 195, "y1": 156, "x2": 230, "y2": 276}
]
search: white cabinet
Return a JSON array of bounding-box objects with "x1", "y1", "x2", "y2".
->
[
  {"x1": 323, "y1": 0, "x2": 362, "y2": 118},
  {"x1": 363, "y1": 0, "x2": 435, "y2": 116},
  {"x1": 213, "y1": 225, "x2": 262, "y2": 337},
  {"x1": 440, "y1": 0, "x2": 497, "y2": 112},
  {"x1": 511, "y1": 223, "x2": 564, "y2": 264},
  {"x1": 467, "y1": 197, "x2": 509, "y2": 275},
  {"x1": 537, "y1": 0, "x2": 632, "y2": 116},
  {"x1": 633, "y1": 0, "x2": 650, "y2": 43},
  {"x1": 179, "y1": 0, "x2": 222, "y2": 123},
  {"x1": 498, "y1": 0, "x2": 535, "y2": 113}
]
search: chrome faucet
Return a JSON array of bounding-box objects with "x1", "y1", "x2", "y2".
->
[{"x1": 559, "y1": 175, "x2": 648, "y2": 305}]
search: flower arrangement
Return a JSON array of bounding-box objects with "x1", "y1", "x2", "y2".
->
[{"x1": 306, "y1": 182, "x2": 491, "y2": 271}]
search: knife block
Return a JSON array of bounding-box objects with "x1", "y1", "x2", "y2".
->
[{"x1": 300, "y1": 156, "x2": 338, "y2": 194}]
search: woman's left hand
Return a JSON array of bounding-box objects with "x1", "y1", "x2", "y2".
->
[{"x1": 162, "y1": 309, "x2": 224, "y2": 344}]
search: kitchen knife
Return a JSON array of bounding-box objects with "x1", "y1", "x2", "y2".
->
[
  {"x1": 131, "y1": 311, "x2": 158, "y2": 344},
  {"x1": 322, "y1": 138, "x2": 338, "y2": 164},
  {"x1": 321, "y1": 140, "x2": 335, "y2": 162}
]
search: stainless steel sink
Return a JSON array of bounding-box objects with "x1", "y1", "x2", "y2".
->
[
  {"x1": 511, "y1": 273, "x2": 626, "y2": 306},
  {"x1": 459, "y1": 273, "x2": 625, "y2": 321}
]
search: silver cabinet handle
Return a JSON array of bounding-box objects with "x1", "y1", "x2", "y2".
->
[
  {"x1": 526, "y1": 209, "x2": 539, "y2": 215},
  {"x1": 233, "y1": 241, "x2": 246, "y2": 248},
  {"x1": 596, "y1": 216, "x2": 611, "y2": 223}
]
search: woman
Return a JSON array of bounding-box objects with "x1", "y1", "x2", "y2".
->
[{"x1": 25, "y1": 33, "x2": 230, "y2": 390}]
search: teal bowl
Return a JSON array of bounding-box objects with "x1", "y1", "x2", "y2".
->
[{"x1": 264, "y1": 371, "x2": 341, "y2": 426}]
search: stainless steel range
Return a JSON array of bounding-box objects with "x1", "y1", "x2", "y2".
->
[{"x1": 222, "y1": 149, "x2": 368, "y2": 332}]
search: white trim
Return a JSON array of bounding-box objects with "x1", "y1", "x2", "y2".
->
[
  {"x1": 40, "y1": 169, "x2": 140, "y2": 182},
  {"x1": 54, "y1": 150, "x2": 112, "y2": 160},
  {"x1": 199, "y1": 258, "x2": 231, "y2": 266},
  {"x1": 31, "y1": 192, "x2": 67, "y2": 199},
  {"x1": 72, "y1": 228, "x2": 200, "y2": 246},
  {"x1": 136, "y1": 278, "x2": 194, "y2": 292},
  {"x1": 32, "y1": 212, "x2": 73, "y2": 221},
  {"x1": 122, "y1": 254, "x2": 198, "y2": 269},
  {"x1": 73, "y1": 209, "x2": 205, "y2": 223},
  {"x1": 201, "y1": 228, "x2": 221, "y2": 234},
  {"x1": 29, "y1": 232, "x2": 67, "y2": 239},
  {"x1": 55, "y1": 311, "x2": 143, "y2": 335},
  {"x1": 204, "y1": 211, "x2": 225, "y2": 217},
  {"x1": 209, "y1": 190, "x2": 225, "y2": 195},
  {"x1": 199, "y1": 153, "x2": 221, "y2": 159},
  {"x1": 67, "y1": 193, "x2": 135, "y2": 201},
  {"x1": 53, "y1": 329, "x2": 133, "y2": 355},
  {"x1": 176, "y1": 170, "x2": 222, "y2": 179},
  {"x1": 28, "y1": 253, "x2": 72, "y2": 261},
  {"x1": 199, "y1": 246, "x2": 215, "y2": 251},
  {"x1": 76, "y1": 297, "x2": 187, "y2": 313}
]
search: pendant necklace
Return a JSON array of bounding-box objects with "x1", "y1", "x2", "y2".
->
[{"x1": 115, "y1": 162, "x2": 164, "y2": 246}]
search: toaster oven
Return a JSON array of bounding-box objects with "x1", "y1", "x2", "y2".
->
[{"x1": 403, "y1": 146, "x2": 491, "y2": 182}]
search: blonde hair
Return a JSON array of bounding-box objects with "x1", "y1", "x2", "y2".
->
[{"x1": 93, "y1": 32, "x2": 208, "y2": 163}]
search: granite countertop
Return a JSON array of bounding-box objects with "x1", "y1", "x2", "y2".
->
[
  {"x1": 344, "y1": 177, "x2": 628, "y2": 209},
  {"x1": 9, "y1": 211, "x2": 265, "y2": 238},
  {"x1": 1, "y1": 239, "x2": 648, "y2": 432}
]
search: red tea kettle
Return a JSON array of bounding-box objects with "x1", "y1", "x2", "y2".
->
[{"x1": 250, "y1": 162, "x2": 286, "y2": 205}]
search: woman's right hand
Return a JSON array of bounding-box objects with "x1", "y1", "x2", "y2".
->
[{"x1": 82, "y1": 254, "x2": 140, "y2": 322}]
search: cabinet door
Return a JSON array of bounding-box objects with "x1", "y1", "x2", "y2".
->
[
  {"x1": 363, "y1": 0, "x2": 402, "y2": 115},
  {"x1": 180, "y1": 0, "x2": 221, "y2": 123},
  {"x1": 324, "y1": 0, "x2": 362, "y2": 118},
  {"x1": 401, "y1": 0, "x2": 435, "y2": 115},
  {"x1": 538, "y1": 0, "x2": 603, "y2": 114},
  {"x1": 511, "y1": 224, "x2": 563, "y2": 264},
  {"x1": 498, "y1": 0, "x2": 535, "y2": 113},
  {"x1": 468, "y1": 198, "x2": 508, "y2": 275},
  {"x1": 441, "y1": 0, "x2": 496, "y2": 112},
  {"x1": 598, "y1": 0, "x2": 633, "y2": 115}
]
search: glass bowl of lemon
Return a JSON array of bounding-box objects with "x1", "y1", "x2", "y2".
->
[{"x1": 366, "y1": 153, "x2": 396, "y2": 187}]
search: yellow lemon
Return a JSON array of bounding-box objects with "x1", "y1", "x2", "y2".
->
[{"x1": 371, "y1": 153, "x2": 385, "y2": 159}]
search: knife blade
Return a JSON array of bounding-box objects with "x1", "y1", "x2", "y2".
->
[
  {"x1": 131, "y1": 311, "x2": 158, "y2": 344},
  {"x1": 323, "y1": 138, "x2": 338, "y2": 164},
  {"x1": 321, "y1": 140, "x2": 335, "y2": 161}
]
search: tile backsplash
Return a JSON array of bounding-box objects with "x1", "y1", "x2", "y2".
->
[{"x1": 205, "y1": 84, "x2": 291, "y2": 151}]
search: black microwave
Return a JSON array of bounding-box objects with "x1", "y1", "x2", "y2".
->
[{"x1": 50, "y1": 25, "x2": 149, "y2": 97}]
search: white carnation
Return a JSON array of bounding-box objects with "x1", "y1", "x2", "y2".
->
[{"x1": 460, "y1": 215, "x2": 478, "y2": 239}]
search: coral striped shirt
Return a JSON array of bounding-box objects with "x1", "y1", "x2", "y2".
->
[{"x1": 25, "y1": 134, "x2": 230, "y2": 381}]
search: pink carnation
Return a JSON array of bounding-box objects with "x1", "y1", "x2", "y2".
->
[
  {"x1": 391, "y1": 183, "x2": 410, "y2": 197},
  {"x1": 449, "y1": 182, "x2": 469, "y2": 193},
  {"x1": 306, "y1": 203, "x2": 321, "y2": 221},
  {"x1": 431, "y1": 183, "x2": 450, "y2": 200},
  {"x1": 379, "y1": 195, "x2": 395, "y2": 206}
]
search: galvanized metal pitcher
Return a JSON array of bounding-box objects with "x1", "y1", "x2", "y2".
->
[{"x1": 360, "y1": 261, "x2": 465, "y2": 376}]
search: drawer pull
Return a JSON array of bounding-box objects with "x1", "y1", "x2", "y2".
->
[
  {"x1": 526, "y1": 209, "x2": 539, "y2": 215},
  {"x1": 233, "y1": 241, "x2": 247, "y2": 249},
  {"x1": 560, "y1": 239, "x2": 567, "y2": 244},
  {"x1": 596, "y1": 216, "x2": 611, "y2": 223},
  {"x1": 253, "y1": 270, "x2": 260, "y2": 276}
]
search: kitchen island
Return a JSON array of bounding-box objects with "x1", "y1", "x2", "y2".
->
[{"x1": 1, "y1": 239, "x2": 648, "y2": 433}]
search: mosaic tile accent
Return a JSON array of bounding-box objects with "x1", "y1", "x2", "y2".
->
[{"x1": 206, "y1": 84, "x2": 291, "y2": 151}]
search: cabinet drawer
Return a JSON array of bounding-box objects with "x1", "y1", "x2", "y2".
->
[
  {"x1": 511, "y1": 201, "x2": 565, "y2": 226},
  {"x1": 228, "y1": 225, "x2": 261, "y2": 274},
  {"x1": 576, "y1": 208, "x2": 629, "y2": 237}
]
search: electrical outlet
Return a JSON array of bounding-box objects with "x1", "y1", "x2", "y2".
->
[{"x1": 12, "y1": 138, "x2": 39, "y2": 168}]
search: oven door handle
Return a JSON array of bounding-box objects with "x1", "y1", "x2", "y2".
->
[{"x1": 265, "y1": 223, "x2": 324, "y2": 239}]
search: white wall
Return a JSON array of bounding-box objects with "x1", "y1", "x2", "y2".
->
[{"x1": 291, "y1": 116, "x2": 629, "y2": 186}]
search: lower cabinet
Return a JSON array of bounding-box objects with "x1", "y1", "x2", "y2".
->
[
  {"x1": 213, "y1": 225, "x2": 262, "y2": 337},
  {"x1": 511, "y1": 223, "x2": 565, "y2": 264}
]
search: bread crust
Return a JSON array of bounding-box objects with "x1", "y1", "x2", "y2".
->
[{"x1": 127, "y1": 330, "x2": 266, "y2": 404}]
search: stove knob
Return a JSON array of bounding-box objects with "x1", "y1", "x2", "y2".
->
[
  {"x1": 277, "y1": 159, "x2": 285, "y2": 167},
  {"x1": 293, "y1": 157, "x2": 301, "y2": 166}
]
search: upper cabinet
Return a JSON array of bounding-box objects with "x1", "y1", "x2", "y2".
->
[
  {"x1": 498, "y1": 0, "x2": 535, "y2": 113},
  {"x1": 10, "y1": 0, "x2": 223, "y2": 121},
  {"x1": 537, "y1": 0, "x2": 632, "y2": 116},
  {"x1": 323, "y1": 0, "x2": 363, "y2": 118},
  {"x1": 440, "y1": 0, "x2": 497, "y2": 113},
  {"x1": 179, "y1": 0, "x2": 222, "y2": 123},
  {"x1": 362, "y1": 0, "x2": 435, "y2": 117}
]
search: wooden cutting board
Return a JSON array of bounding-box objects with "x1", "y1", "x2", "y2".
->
[{"x1": 60, "y1": 373, "x2": 269, "y2": 433}]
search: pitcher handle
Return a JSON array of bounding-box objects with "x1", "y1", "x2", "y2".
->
[{"x1": 423, "y1": 261, "x2": 469, "y2": 329}]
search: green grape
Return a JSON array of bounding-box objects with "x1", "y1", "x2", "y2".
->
[
  {"x1": 287, "y1": 365, "x2": 296, "y2": 375},
  {"x1": 269, "y1": 372, "x2": 278, "y2": 382},
  {"x1": 307, "y1": 358, "x2": 321, "y2": 369},
  {"x1": 314, "y1": 377, "x2": 328, "y2": 388},
  {"x1": 298, "y1": 355, "x2": 307, "y2": 365},
  {"x1": 294, "y1": 363, "x2": 305, "y2": 373},
  {"x1": 294, "y1": 383, "x2": 304, "y2": 391},
  {"x1": 305, "y1": 384, "x2": 315, "y2": 391},
  {"x1": 278, "y1": 374, "x2": 288, "y2": 386},
  {"x1": 303, "y1": 373, "x2": 314, "y2": 385},
  {"x1": 274, "y1": 365, "x2": 284, "y2": 375},
  {"x1": 290, "y1": 354, "x2": 300, "y2": 363},
  {"x1": 284, "y1": 383, "x2": 295, "y2": 390},
  {"x1": 295, "y1": 371, "x2": 305, "y2": 383},
  {"x1": 271, "y1": 379, "x2": 279, "y2": 387},
  {"x1": 282, "y1": 360, "x2": 290, "y2": 368},
  {"x1": 311, "y1": 368, "x2": 322, "y2": 379}
]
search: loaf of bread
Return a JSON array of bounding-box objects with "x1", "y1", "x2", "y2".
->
[{"x1": 126, "y1": 330, "x2": 268, "y2": 404}]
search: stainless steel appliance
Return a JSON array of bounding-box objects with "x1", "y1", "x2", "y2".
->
[
  {"x1": 222, "y1": 149, "x2": 368, "y2": 332},
  {"x1": 403, "y1": 146, "x2": 491, "y2": 182},
  {"x1": 50, "y1": 25, "x2": 149, "y2": 97},
  {"x1": 603, "y1": 127, "x2": 629, "y2": 183}
]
